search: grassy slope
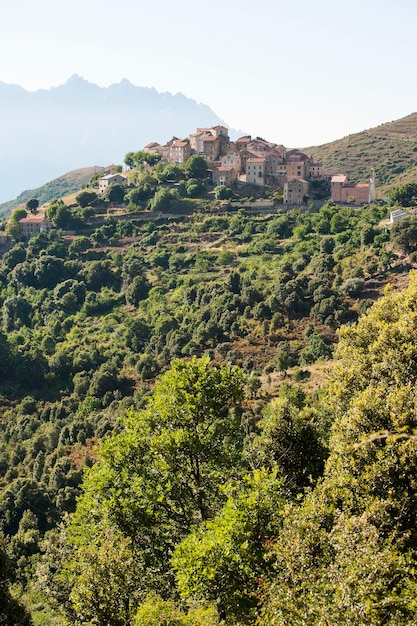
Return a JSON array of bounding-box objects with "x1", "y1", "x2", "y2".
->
[
  {"x1": 0, "y1": 166, "x2": 106, "y2": 217},
  {"x1": 303, "y1": 112, "x2": 417, "y2": 195}
]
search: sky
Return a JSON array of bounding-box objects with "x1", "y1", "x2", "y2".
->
[{"x1": 1, "y1": 0, "x2": 417, "y2": 147}]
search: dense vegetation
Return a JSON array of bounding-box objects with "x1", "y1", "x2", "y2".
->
[{"x1": 1, "y1": 154, "x2": 417, "y2": 624}]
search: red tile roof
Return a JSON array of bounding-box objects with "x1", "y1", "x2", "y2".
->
[{"x1": 19, "y1": 216, "x2": 46, "y2": 224}]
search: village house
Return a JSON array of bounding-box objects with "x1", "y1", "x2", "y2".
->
[
  {"x1": 98, "y1": 173, "x2": 127, "y2": 195},
  {"x1": 286, "y1": 151, "x2": 310, "y2": 181},
  {"x1": 212, "y1": 166, "x2": 237, "y2": 187},
  {"x1": 331, "y1": 170, "x2": 375, "y2": 205},
  {"x1": 307, "y1": 161, "x2": 324, "y2": 179},
  {"x1": 389, "y1": 208, "x2": 410, "y2": 224},
  {"x1": 19, "y1": 215, "x2": 52, "y2": 238},
  {"x1": 220, "y1": 153, "x2": 241, "y2": 173},
  {"x1": 201, "y1": 135, "x2": 222, "y2": 161},
  {"x1": 144, "y1": 126, "x2": 326, "y2": 191},
  {"x1": 246, "y1": 157, "x2": 266, "y2": 185},
  {"x1": 169, "y1": 139, "x2": 192, "y2": 163},
  {"x1": 283, "y1": 178, "x2": 310, "y2": 205},
  {"x1": 143, "y1": 141, "x2": 162, "y2": 155}
]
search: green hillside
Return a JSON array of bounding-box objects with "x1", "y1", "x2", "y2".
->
[
  {"x1": 304, "y1": 112, "x2": 417, "y2": 193},
  {"x1": 1, "y1": 151, "x2": 417, "y2": 625},
  {"x1": 0, "y1": 166, "x2": 106, "y2": 217}
]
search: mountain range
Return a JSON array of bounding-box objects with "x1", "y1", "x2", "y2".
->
[{"x1": 0, "y1": 75, "x2": 237, "y2": 205}]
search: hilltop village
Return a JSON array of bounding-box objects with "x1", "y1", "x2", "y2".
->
[
  {"x1": 11, "y1": 124, "x2": 381, "y2": 241},
  {"x1": 143, "y1": 125, "x2": 376, "y2": 206}
]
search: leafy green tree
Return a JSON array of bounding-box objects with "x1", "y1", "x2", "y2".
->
[
  {"x1": 6, "y1": 208, "x2": 27, "y2": 239},
  {"x1": 126, "y1": 185, "x2": 152, "y2": 206},
  {"x1": 133, "y1": 594, "x2": 217, "y2": 625},
  {"x1": 173, "y1": 469, "x2": 284, "y2": 624},
  {"x1": 2, "y1": 295, "x2": 33, "y2": 332},
  {"x1": 250, "y1": 397, "x2": 326, "y2": 492},
  {"x1": 33, "y1": 255, "x2": 66, "y2": 289},
  {"x1": 388, "y1": 182, "x2": 417, "y2": 207},
  {"x1": 66, "y1": 357, "x2": 246, "y2": 603},
  {"x1": 125, "y1": 274, "x2": 150, "y2": 306},
  {"x1": 81, "y1": 260, "x2": 121, "y2": 291},
  {"x1": 185, "y1": 177, "x2": 203, "y2": 197},
  {"x1": 46, "y1": 200, "x2": 72, "y2": 229},
  {"x1": 25, "y1": 198, "x2": 39, "y2": 213},
  {"x1": 0, "y1": 535, "x2": 32, "y2": 625},
  {"x1": 67, "y1": 524, "x2": 140, "y2": 626},
  {"x1": 182, "y1": 155, "x2": 208, "y2": 179},
  {"x1": 299, "y1": 330, "x2": 333, "y2": 364},
  {"x1": 105, "y1": 183, "x2": 126, "y2": 204},
  {"x1": 124, "y1": 151, "x2": 136, "y2": 169},
  {"x1": 391, "y1": 215, "x2": 417, "y2": 254},
  {"x1": 2, "y1": 242, "x2": 26, "y2": 271},
  {"x1": 214, "y1": 184, "x2": 233, "y2": 200},
  {"x1": 76, "y1": 190, "x2": 98, "y2": 208},
  {"x1": 68, "y1": 236, "x2": 91, "y2": 257},
  {"x1": 149, "y1": 187, "x2": 179, "y2": 212},
  {"x1": 10, "y1": 208, "x2": 27, "y2": 222}
]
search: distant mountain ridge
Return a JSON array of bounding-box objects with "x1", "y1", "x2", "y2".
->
[{"x1": 0, "y1": 75, "x2": 237, "y2": 204}]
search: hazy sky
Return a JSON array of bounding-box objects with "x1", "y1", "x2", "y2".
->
[{"x1": 2, "y1": 0, "x2": 417, "y2": 147}]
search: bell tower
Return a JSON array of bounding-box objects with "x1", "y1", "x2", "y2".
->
[{"x1": 368, "y1": 168, "x2": 376, "y2": 202}]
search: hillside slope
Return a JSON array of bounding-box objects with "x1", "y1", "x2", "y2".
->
[
  {"x1": 304, "y1": 113, "x2": 417, "y2": 193},
  {"x1": 0, "y1": 166, "x2": 105, "y2": 217}
]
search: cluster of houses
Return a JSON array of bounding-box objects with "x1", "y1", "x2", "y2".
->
[
  {"x1": 80, "y1": 125, "x2": 378, "y2": 209},
  {"x1": 7, "y1": 125, "x2": 385, "y2": 242},
  {"x1": 143, "y1": 125, "x2": 325, "y2": 204}
]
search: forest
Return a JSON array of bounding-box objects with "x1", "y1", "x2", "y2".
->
[{"x1": 1, "y1": 155, "x2": 417, "y2": 624}]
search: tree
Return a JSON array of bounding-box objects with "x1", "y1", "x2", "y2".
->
[
  {"x1": 258, "y1": 271, "x2": 417, "y2": 625},
  {"x1": 67, "y1": 524, "x2": 140, "y2": 626},
  {"x1": 125, "y1": 274, "x2": 150, "y2": 306},
  {"x1": 173, "y1": 469, "x2": 284, "y2": 624},
  {"x1": 0, "y1": 535, "x2": 32, "y2": 625},
  {"x1": 388, "y1": 182, "x2": 417, "y2": 207},
  {"x1": 68, "y1": 236, "x2": 91, "y2": 257},
  {"x1": 124, "y1": 150, "x2": 161, "y2": 169},
  {"x1": 6, "y1": 209, "x2": 27, "y2": 240},
  {"x1": 251, "y1": 397, "x2": 326, "y2": 492},
  {"x1": 76, "y1": 190, "x2": 98, "y2": 208},
  {"x1": 46, "y1": 200, "x2": 72, "y2": 229},
  {"x1": 65, "y1": 357, "x2": 247, "y2": 606},
  {"x1": 25, "y1": 198, "x2": 39, "y2": 213},
  {"x1": 105, "y1": 183, "x2": 125, "y2": 204},
  {"x1": 391, "y1": 215, "x2": 417, "y2": 254},
  {"x1": 126, "y1": 185, "x2": 152, "y2": 206},
  {"x1": 149, "y1": 187, "x2": 178, "y2": 212},
  {"x1": 214, "y1": 184, "x2": 233, "y2": 200},
  {"x1": 124, "y1": 151, "x2": 136, "y2": 169},
  {"x1": 182, "y1": 155, "x2": 208, "y2": 179}
]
